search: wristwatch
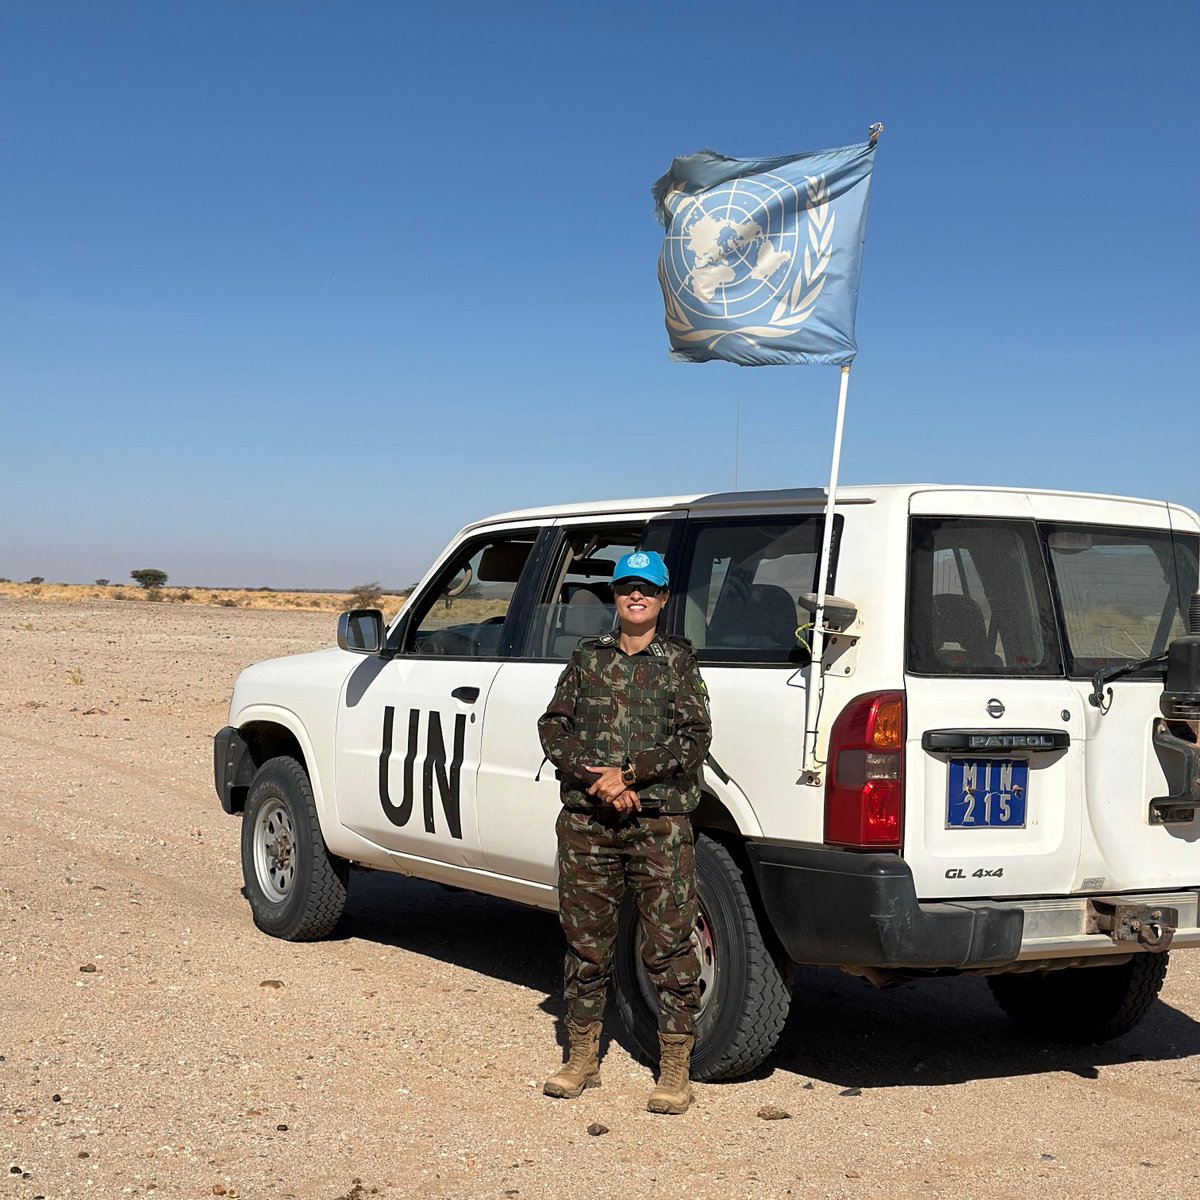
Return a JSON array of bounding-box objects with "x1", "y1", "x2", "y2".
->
[{"x1": 621, "y1": 757, "x2": 636, "y2": 787}]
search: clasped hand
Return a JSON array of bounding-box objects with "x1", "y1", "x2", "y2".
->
[{"x1": 585, "y1": 765, "x2": 640, "y2": 814}]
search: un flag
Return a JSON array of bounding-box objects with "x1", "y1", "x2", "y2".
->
[{"x1": 652, "y1": 139, "x2": 878, "y2": 366}]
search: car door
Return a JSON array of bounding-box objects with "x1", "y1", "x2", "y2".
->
[
  {"x1": 903, "y1": 493, "x2": 1085, "y2": 899},
  {"x1": 1037, "y1": 498, "x2": 1200, "y2": 892},
  {"x1": 477, "y1": 515, "x2": 678, "y2": 885},
  {"x1": 334, "y1": 528, "x2": 542, "y2": 871}
]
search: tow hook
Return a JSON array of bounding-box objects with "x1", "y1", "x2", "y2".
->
[{"x1": 1086, "y1": 899, "x2": 1177, "y2": 953}]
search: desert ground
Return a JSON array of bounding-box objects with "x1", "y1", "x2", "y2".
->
[{"x1": 3, "y1": 597, "x2": 1200, "y2": 1200}]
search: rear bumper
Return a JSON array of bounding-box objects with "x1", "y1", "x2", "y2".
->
[
  {"x1": 745, "y1": 841, "x2": 1023, "y2": 969},
  {"x1": 1010, "y1": 890, "x2": 1200, "y2": 959},
  {"x1": 744, "y1": 840, "x2": 1200, "y2": 969}
]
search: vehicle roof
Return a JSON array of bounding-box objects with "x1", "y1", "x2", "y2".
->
[{"x1": 467, "y1": 483, "x2": 1194, "y2": 529}]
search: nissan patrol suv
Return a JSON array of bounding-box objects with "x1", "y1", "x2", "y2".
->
[{"x1": 214, "y1": 485, "x2": 1200, "y2": 1080}]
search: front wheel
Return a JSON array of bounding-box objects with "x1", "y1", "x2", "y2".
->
[
  {"x1": 987, "y1": 953, "x2": 1169, "y2": 1043},
  {"x1": 612, "y1": 832, "x2": 793, "y2": 1081},
  {"x1": 241, "y1": 756, "x2": 349, "y2": 940}
]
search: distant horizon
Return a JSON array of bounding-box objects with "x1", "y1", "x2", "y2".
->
[
  {"x1": 10, "y1": 468, "x2": 1200, "y2": 591},
  {"x1": 0, "y1": 577, "x2": 416, "y2": 594}
]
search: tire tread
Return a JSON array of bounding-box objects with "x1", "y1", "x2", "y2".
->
[
  {"x1": 987, "y1": 952, "x2": 1168, "y2": 1044},
  {"x1": 242, "y1": 756, "x2": 348, "y2": 941},
  {"x1": 612, "y1": 832, "x2": 793, "y2": 1082},
  {"x1": 699, "y1": 836, "x2": 792, "y2": 1080}
]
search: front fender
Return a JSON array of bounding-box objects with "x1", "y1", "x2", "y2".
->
[{"x1": 230, "y1": 702, "x2": 334, "y2": 829}]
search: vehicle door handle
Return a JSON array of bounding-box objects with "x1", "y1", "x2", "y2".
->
[{"x1": 451, "y1": 686, "x2": 481, "y2": 704}]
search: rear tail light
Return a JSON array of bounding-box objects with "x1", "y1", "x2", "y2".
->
[{"x1": 824, "y1": 690, "x2": 906, "y2": 849}]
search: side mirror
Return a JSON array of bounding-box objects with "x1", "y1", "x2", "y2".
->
[{"x1": 338, "y1": 609, "x2": 385, "y2": 654}]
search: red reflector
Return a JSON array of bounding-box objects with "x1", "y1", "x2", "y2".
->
[
  {"x1": 825, "y1": 691, "x2": 905, "y2": 849},
  {"x1": 863, "y1": 780, "x2": 901, "y2": 843}
]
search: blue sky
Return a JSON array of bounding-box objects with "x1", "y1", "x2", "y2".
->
[{"x1": 2, "y1": 2, "x2": 1196, "y2": 588}]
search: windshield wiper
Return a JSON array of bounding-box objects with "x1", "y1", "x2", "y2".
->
[{"x1": 1088, "y1": 652, "x2": 1167, "y2": 710}]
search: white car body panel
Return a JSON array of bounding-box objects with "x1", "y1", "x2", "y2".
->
[{"x1": 224, "y1": 483, "x2": 1200, "y2": 962}]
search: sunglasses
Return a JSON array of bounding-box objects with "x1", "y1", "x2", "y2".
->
[{"x1": 613, "y1": 581, "x2": 665, "y2": 598}]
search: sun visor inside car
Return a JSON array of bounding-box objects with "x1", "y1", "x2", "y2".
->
[{"x1": 478, "y1": 541, "x2": 534, "y2": 583}]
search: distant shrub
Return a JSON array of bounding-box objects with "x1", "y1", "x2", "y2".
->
[
  {"x1": 350, "y1": 582, "x2": 383, "y2": 608},
  {"x1": 28, "y1": 576, "x2": 44, "y2": 585},
  {"x1": 175, "y1": 590, "x2": 194, "y2": 602},
  {"x1": 145, "y1": 588, "x2": 164, "y2": 602},
  {"x1": 213, "y1": 597, "x2": 238, "y2": 607},
  {"x1": 131, "y1": 568, "x2": 168, "y2": 590},
  {"x1": 95, "y1": 579, "x2": 109, "y2": 587}
]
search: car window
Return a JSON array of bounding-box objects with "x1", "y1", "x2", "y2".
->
[
  {"x1": 1043, "y1": 523, "x2": 1199, "y2": 675},
  {"x1": 521, "y1": 526, "x2": 643, "y2": 660},
  {"x1": 405, "y1": 533, "x2": 538, "y2": 658},
  {"x1": 907, "y1": 518, "x2": 1061, "y2": 676},
  {"x1": 679, "y1": 517, "x2": 837, "y2": 665}
]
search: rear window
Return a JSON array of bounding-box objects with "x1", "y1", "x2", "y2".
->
[
  {"x1": 907, "y1": 518, "x2": 1062, "y2": 676},
  {"x1": 679, "y1": 516, "x2": 838, "y2": 665},
  {"x1": 1043, "y1": 523, "x2": 1199, "y2": 676}
]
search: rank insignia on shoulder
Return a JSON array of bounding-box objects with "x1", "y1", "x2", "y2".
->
[
  {"x1": 649, "y1": 641, "x2": 667, "y2": 657},
  {"x1": 596, "y1": 633, "x2": 617, "y2": 647}
]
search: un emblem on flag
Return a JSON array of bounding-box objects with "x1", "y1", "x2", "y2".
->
[{"x1": 658, "y1": 174, "x2": 836, "y2": 361}]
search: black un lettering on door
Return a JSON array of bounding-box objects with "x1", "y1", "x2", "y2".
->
[{"x1": 378, "y1": 706, "x2": 465, "y2": 839}]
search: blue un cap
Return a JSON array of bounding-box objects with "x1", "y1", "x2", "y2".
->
[{"x1": 612, "y1": 550, "x2": 669, "y2": 588}]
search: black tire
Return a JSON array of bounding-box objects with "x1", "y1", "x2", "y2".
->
[
  {"x1": 241, "y1": 756, "x2": 349, "y2": 941},
  {"x1": 987, "y1": 952, "x2": 1169, "y2": 1043},
  {"x1": 612, "y1": 832, "x2": 793, "y2": 1081}
]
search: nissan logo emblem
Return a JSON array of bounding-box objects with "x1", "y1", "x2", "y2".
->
[{"x1": 986, "y1": 698, "x2": 1005, "y2": 719}]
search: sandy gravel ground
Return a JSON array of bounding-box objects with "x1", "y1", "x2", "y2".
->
[{"x1": 3, "y1": 598, "x2": 1200, "y2": 1200}]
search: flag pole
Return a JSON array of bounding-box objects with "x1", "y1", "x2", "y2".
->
[
  {"x1": 733, "y1": 396, "x2": 741, "y2": 490},
  {"x1": 803, "y1": 363, "x2": 851, "y2": 775}
]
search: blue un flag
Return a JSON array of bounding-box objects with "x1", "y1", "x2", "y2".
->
[{"x1": 653, "y1": 139, "x2": 877, "y2": 366}]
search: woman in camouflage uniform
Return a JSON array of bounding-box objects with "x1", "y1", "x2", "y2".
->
[{"x1": 538, "y1": 550, "x2": 711, "y2": 1115}]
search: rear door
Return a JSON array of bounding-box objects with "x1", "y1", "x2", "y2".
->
[
  {"x1": 904, "y1": 493, "x2": 1084, "y2": 899},
  {"x1": 1035, "y1": 496, "x2": 1200, "y2": 891}
]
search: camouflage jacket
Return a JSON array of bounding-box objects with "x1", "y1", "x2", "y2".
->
[{"x1": 537, "y1": 631, "x2": 712, "y2": 814}]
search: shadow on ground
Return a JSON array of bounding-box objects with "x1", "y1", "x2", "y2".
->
[{"x1": 341, "y1": 869, "x2": 1200, "y2": 1088}]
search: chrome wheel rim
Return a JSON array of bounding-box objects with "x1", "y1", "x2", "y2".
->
[{"x1": 253, "y1": 798, "x2": 296, "y2": 904}]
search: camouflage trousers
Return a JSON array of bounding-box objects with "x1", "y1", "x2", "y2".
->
[{"x1": 555, "y1": 806, "x2": 701, "y2": 1035}]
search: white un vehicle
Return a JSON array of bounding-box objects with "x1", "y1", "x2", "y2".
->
[{"x1": 215, "y1": 485, "x2": 1200, "y2": 1080}]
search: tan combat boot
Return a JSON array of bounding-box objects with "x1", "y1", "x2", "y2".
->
[
  {"x1": 646, "y1": 1032, "x2": 694, "y2": 1114},
  {"x1": 543, "y1": 1020, "x2": 602, "y2": 1098}
]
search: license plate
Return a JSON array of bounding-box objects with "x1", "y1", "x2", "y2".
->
[{"x1": 947, "y1": 758, "x2": 1028, "y2": 828}]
